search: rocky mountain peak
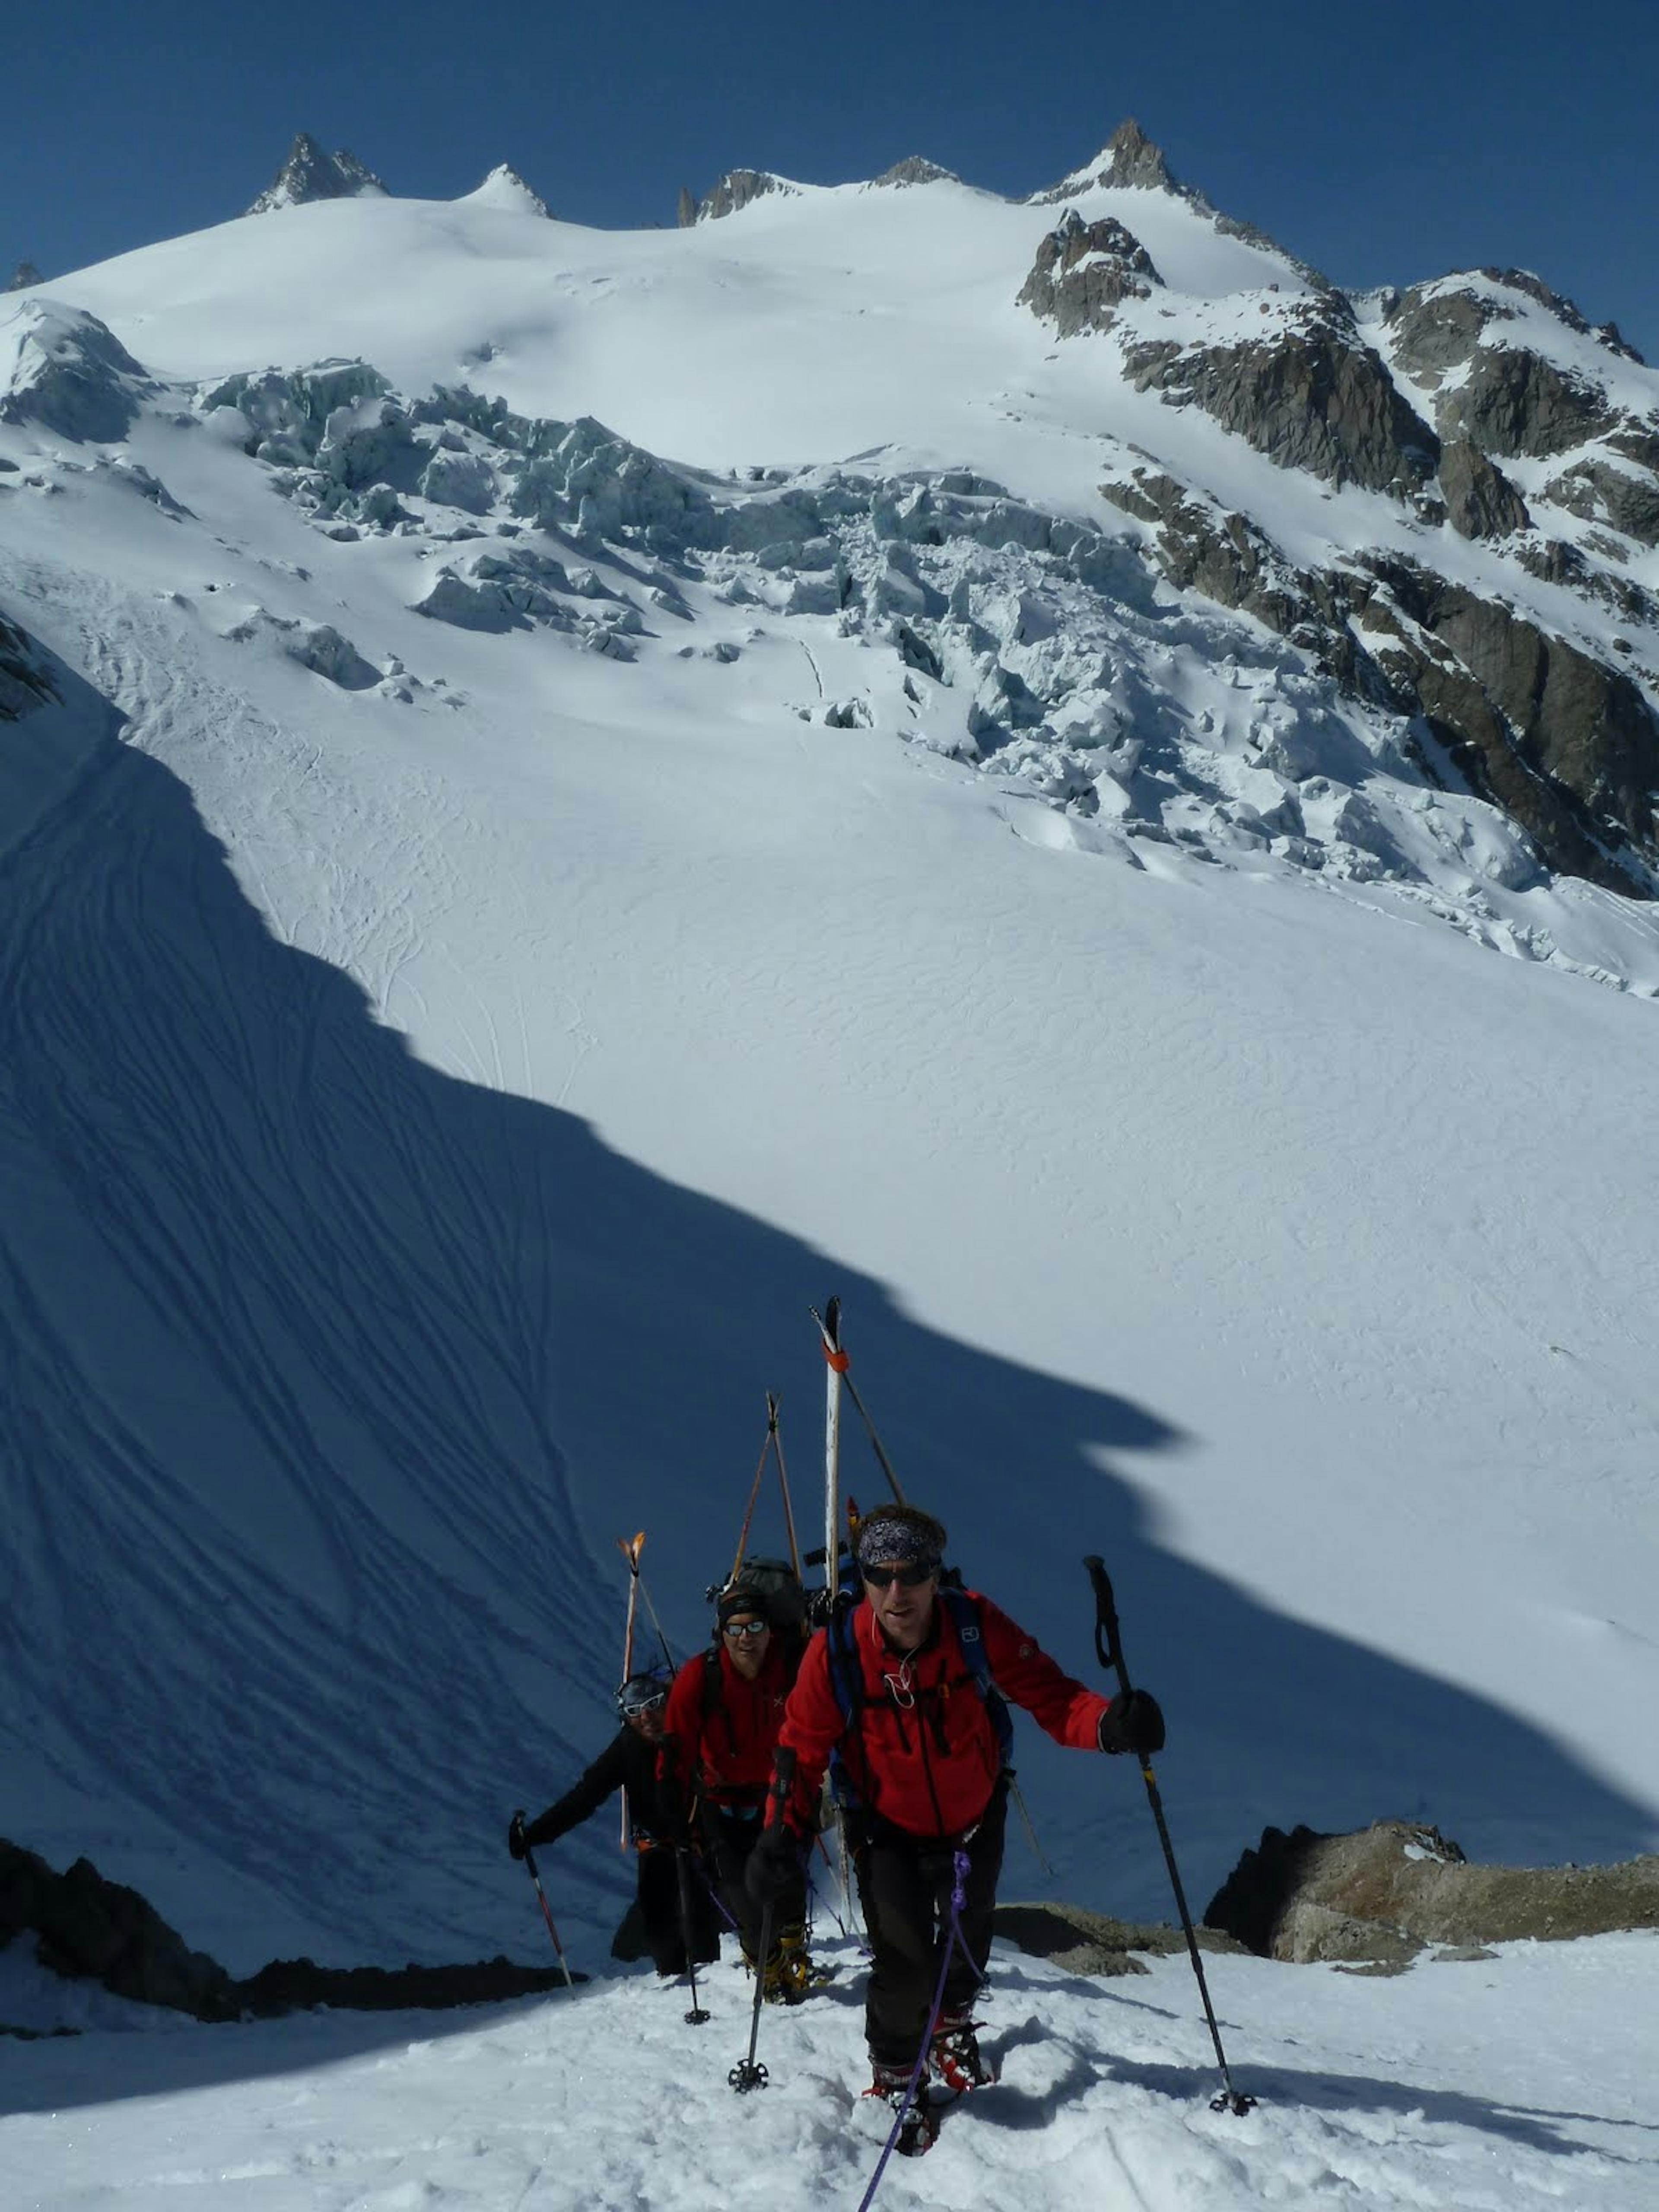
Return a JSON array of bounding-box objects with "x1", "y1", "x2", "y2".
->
[
  {"x1": 1102, "y1": 118, "x2": 1179, "y2": 191},
  {"x1": 6, "y1": 261, "x2": 43, "y2": 293},
  {"x1": 458, "y1": 165, "x2": 552, "y2": 218},
  {"x1": 245, "y1": 134, "x2": 388, "y2": 216},
  {"x1": 868, "y1": 156, "x2": 960, "y2": 189},
  {"x1": 688, "y1": 169, "x2": 801, "y2": 224},
  {"x1": 1030, "y1": 118, "x2": 1182, "y2": 204}
]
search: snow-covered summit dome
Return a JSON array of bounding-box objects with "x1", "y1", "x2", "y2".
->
[{"x1": 457, "y1": 165, "x2": 553, "y2": 219}]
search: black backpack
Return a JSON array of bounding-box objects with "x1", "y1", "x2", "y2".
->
[{"x1": 715, "y1": 1556, "x2": 809, "y2": 1636}]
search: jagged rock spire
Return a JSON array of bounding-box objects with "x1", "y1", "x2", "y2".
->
[
  {"x1": 1030, "y1": 118, "x2": 1183, "y2": 204},
  {"x1": 6, "y1": 260, "x2": 44, "y2": 293},
  {"x1": 245, "y1": 133, "x2": 388, "y2": 216},
  {"x1": 1101, "y1": 119, "x2": 1178, "y2": 191}
]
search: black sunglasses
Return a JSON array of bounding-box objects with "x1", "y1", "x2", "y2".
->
[{"x1": 861, "y1": 1562, "x2": 935, "y2": 1589}]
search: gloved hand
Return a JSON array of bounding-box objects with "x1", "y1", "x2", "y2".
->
[
  {"x1": 745, "y1": 1825, "x2": 803, "y2": 1907},
  {"x1": 508, "y1": 1809, "x2": 531, "y2": 1861},
  {"x1": 1097, "y1": 1688, "x2": 1166, "y2": 1757}
]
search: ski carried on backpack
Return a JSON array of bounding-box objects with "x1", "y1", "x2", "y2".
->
[{"x1": 618, "y1": 1532, "x2": 646, "y2": 1849}]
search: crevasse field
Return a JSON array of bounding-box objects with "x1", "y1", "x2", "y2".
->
[{"x1": 2, "y1": 157, "x2": 1656, "y2": 2209}]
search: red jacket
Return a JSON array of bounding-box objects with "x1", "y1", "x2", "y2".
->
[
  {"x1": 776, "y1": 1591, "x2": 1109, "y2": 1841},
  {"x1": 661, "y1": 1637, "x2": 796, "y2": 1812}
]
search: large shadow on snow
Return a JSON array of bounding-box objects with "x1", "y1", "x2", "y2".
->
[{"x1": 0, "y1": 719, "x2": 1654, "y2": 2115}]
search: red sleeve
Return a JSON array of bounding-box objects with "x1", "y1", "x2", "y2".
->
[
  {"x1": 976, "y1": 1594, "x2": 1110, "y2": 1750},
  {"x1": 772, "y1": 1628, "x2": 846, "y2": 1831},
  {"x1": 658, "y1": 1653, "x2": 706, "y2": 1798}
]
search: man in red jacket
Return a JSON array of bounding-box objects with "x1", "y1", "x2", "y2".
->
[
  {"x1": 748, "y1": 1502, "x2": 1164, "y2": 2153},
  {"x1": 661, "y1": 1581, "x2": 810, "y2": 1999}
]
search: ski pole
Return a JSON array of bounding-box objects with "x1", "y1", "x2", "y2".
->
[
  {"x1": 728, "y1": 1748, "x2": 795, "y2": 2093},
  {"x1": 729, "y1": 1894, "x2": 775, "y2": 2094},
  {"x1": 1009, "y1": 1773, "x2": 1054, "y2": 1875},
  {"x1": 772, "y1": 1395, "x2": 804, "y2": 1580},
  {"x1": 1082, "y1": 1556, "x2": 1254, "y2": 2116},
  {"x1": 674, "y1": 1847, "x2": 712, "y2": 2026},
  {"x1": 729, "y1": 1402, "x2": 780, "y2": 1581},
  {"x1": 512, "y1": 1813, "x2": 576, "y2": 1990}
]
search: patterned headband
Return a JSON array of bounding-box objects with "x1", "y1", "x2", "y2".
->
[{"x1": 857, "y1": 1514, "x2": 943, "y2": 1573}]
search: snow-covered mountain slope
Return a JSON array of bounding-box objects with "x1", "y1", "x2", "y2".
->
[{"x1": 2, "y1": 126, "x2": 1657, "y2": 2032}]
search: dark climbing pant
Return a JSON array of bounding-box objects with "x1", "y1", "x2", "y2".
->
[{"x1": 853, "y1": 1777, "x2": 1008, "y2": 2069}]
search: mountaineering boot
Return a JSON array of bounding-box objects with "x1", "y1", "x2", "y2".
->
[
  {"x1": 930, "y1": 2012, "x2": 995, "y2": 2093},
  {"x1": 861, "y1": 2062, "x2": 938, "y2": 2157},
  {"x1": 763, "y1": 1922, "x2": 813, "y2": 2005}
]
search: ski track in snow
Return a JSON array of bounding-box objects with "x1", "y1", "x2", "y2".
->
[{"x1": 0, "y1": 576, "x2": 626, "y2": 1963}]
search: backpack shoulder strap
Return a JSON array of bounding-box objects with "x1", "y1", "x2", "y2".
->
[{"x1": 938, "y1": 1586, "x2": 1014, "y2": 1765}]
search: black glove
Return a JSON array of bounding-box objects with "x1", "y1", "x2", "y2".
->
[
  {"x1": 508, "y1": 1810, "x2": 530, "y2": 1861},
  {"x1": 1097, "y1": 1689, "x2": 1166, "y2": 1757},
  {"x1": 745, "y1": 1826, "x2": 802, "y2": 1908}
]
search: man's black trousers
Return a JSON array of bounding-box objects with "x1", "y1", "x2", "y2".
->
[{"x1": 852, "y1": 1776, "x2": 1009, "y2": 2068}]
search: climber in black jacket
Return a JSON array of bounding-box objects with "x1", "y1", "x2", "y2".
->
[{"x1": 509, "y1": 1666, "x2": 721, "y2": 1975}]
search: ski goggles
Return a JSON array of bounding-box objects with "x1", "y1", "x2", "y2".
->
[
  {"x1": 723, "y1": 1618, "x2": 769, "y2": 1640},
  {"x1": 616, "y1": 1679, "x2": 670, "y2": 1718},
  {"x1": 861, "y1": 1562, "x2": 936, "y2": 1589}
]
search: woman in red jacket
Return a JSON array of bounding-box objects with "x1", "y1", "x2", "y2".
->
[
  {"x1": 660, "y1": 1582, "x2": 810, "y2": 1997},
  {"x1": 749, "y1": 1502, "x2": 1164, "y2": 2153}
]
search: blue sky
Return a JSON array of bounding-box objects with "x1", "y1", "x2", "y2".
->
[{"x1": 6, "y1": 0, "x2": 1656, "y2": 358}]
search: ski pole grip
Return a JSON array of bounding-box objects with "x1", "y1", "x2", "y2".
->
[
  {"x1": 1084, "y1": 1554, "x2": 1131, "y2": 1688},
  {"x1": 770, "y1": 1745, "x2": 797, "y2": 1808}
]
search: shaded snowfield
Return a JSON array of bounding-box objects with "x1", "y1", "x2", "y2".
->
[{"x1": 6, "y1": 1934, "x2": 1658, "y2": 2211}]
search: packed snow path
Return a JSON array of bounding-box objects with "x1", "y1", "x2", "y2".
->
[{"x1": 5, "y1": 1937, "x2": 1658, "y2": 2210}]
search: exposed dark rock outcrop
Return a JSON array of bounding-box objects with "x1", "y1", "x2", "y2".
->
[
  {"x1": 1018, "y1": 209, "x2": 1162, "y2": 336},
  {"x1": 246, "y1": 133, "x2": 388, "y2": 216},
  {"x1": 1, "y1": 1840, "x2": 578, "y2": 2024},
  {"x1": 2, "y1": 1840, "x2": 238, "y2": 2020},
  {"x1": 1101, "y1": 465, "x2": 1659, "y2": 890},
  {"x1": 0, "y1": 610, "x2": 58, "y2": 721},
  {"x1": 1544, "y1": 454, "x2": 1659, "y2": 550},
  {"x1": 869, "y1": 156, "x2": 959, "y2": 189},
  {"x1": 1123, "y1": 294, "x2": 1440, "y2": 495},
  {"x1": 1440, "y1": 438, "x2": 1531, "y2": 539},
  {"x1": 6, "y1": 260, "x2": 43, "y2": 292},
  {"x1": 1384, "y1": 276, "x2": 1622, "y2": 459},
  {"x1": 994, "y1": 1898, "x2": 1244, "y2": 1978},
  {"x1": 694, "y1": 169, "x2": 798, "y2": 223},
  {"x1": 676, "y1": 185, "x2": 696, "y2": 229},
  {"x1": 0, "y1": 300, "x2": 157, "y2": 443},
  {"x1": 1205, "y1": 1820, "x2": 1659, "y2": 1967}
]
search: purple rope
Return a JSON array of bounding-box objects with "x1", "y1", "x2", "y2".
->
[{"x1": 854, "y1": 1848, "x2": 977, "y2": 2212}]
